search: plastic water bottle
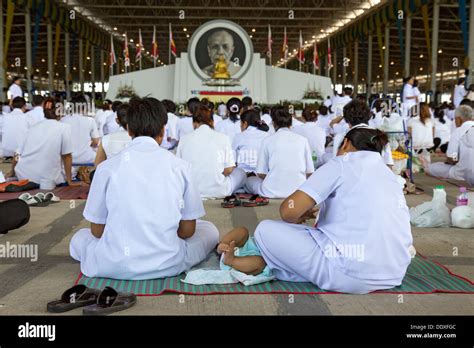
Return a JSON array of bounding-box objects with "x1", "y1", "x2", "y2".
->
[
  {"x1": 456, "y1": 187, "x2": 469, "y2": 206},
  {"x1": 433, "y1": 185, "x2": 447, "y2": 205},
  {"x1": 312, "y1": 151, "x2": 318, "y2": 167}
]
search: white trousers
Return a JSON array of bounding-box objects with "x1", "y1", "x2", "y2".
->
[
  {"x1": 227, "y1": 167, "x2": 247, "y2": 195},
  {"x1": 70, "y1": 220, "x2": 219, "y2": 279},
  {"x1": 244, "y1": 176, "x2": 264, "y2": 196},
  {"x1": 427, "y1": 162, "x2": 452, "y2": 179},
  {"x1": 254, "y1": 220, "x2": 403, "y2": 294}
]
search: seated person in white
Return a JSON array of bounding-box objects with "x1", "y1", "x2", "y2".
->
[
  {"x1": 329, "y1": 100, "x2": 394, "y2": 167},
  {"x1": 215, "y1": 98, "x2": 242, "y2": 143},
  {"x1": 160, "y1": 99, "x2": 179, "y2": 150},
  {"x1": 95, "y1": 100, "x2": 113, "y2": 138},
  {"x1": 2, "y1": 97, "x2": 28, "y2": 158},
  {"x1": 427, "y1": 105, "x2": 474, "y2": 184},
  {"x1": 176, "y1": 98, "x2": 200, "y2": 141},
  {"x1": 94, "y1": 103, "x2": 132, "y2": 166},
  {"x1": 315, "y1": 105, "x2": 333, "y2": 136},
  {"x1": 60, "y1": 95, "x2": 100, "y2": 164},
  {"x1": 25, "y1": 95, "x2": 45, "y2": 127},
  {"x1": 102, "y1": 101, "x2": 122, "y2": 135},
  {"x1": 331, "y1": 87, "x2": 353, "y2": 118},
  {"x1": 70, "y1": 97, "x2": 219, "y2": 280},
  {"x1": 245, "y1": 106, "x2": 314, "y2": 198},
  {"x1": 291, "y1": 107, "x2": 326, "y2": 167},
  {"x1": 232, "y1": 109, "x2": 270, "y2": 173},
  {"x1": 253, "y1": 127, "x2": 412, "y2": 294},
  {"x1": 432, "y1": 107, "x2": 452, "y2": 154},
  {"x1": 407, "y1": 103, "x2": 434, "y2": 152},
  {"x1": 261, "y1": 106, "x2": 272, "y2": 125},
  {"x1": 202, "y1": 99, "x2": 223, "y2": 126},
  {"x1": 177, "y1": 104, "x2": 246, "y2": 199},
  {"x1": 8, "y1": 98, "x2": 77, "y2": 186}
]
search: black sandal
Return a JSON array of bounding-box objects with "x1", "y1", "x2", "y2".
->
[
  {"x1": 221, "y1": 195, "x2": 242, "y2": 208},
  {"x1": 83, "y1": 287, "x2": 137, "y2": 316},
  {"x1": 47, "y1": 285, "x2": 101, "y2": 313}
]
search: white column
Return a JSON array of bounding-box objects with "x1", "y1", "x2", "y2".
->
[
  {"x1": 25, "y1": 8, "x2": 33, "y2": 97},
  {"x1": 383, "y1": 25, "x2": 390, "y2": 94},
  {"x1": 342, "y1": 46, "x2": 347, "y2": 87},
  {"x1": 100, "y1": 50, "x2": 105, "y2": 100},
  {"x1": 79, "y1": 39, "x2": 84, "y2": 92},
  {"x1": 354, "y1": 40, "x2": 359, "y2": 94},
  {"x1": 332, "y1": 49, "x2": 338, "y2": 87},
  {"x1": 468, "y1": 0, "x2": 474, "y2": 85},
  {"x1": 430, "y1": 0, "x2": 440, "y2": 96},
  {"x1": 65, "y1": 32, "x2": 71, "y2": 100},
  {"x1": 404, "y1": 15, "x2": 411, "y2": 77},
  {"x1": 367, "y1": 35, "x2": 373, "y2": 99},
  {"x1": 0, "y1": 0, "x2": 5, "y2": 102},
  {"x1": 47, "y1": 22, "x2": 54, "y2": 94}
]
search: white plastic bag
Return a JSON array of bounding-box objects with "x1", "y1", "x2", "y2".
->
[
  {"x1": 410, "y1": 187, "x2": 451, "y2": 228},
  {"x1": 451, "y1": 206, "x2": 474, "y2": 229}
]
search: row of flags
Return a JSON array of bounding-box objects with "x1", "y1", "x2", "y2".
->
[
  {"x1": 268, "y1": 26, "x2": 332, "y2": 72},
  {"x1": 109, "y1": 24, "x2": 177, "y2": 70}
]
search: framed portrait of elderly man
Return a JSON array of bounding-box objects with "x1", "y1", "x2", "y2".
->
[{"x1": 188, "y1": 20, "x2": 254, "y2": 80}]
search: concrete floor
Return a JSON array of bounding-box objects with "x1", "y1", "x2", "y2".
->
[{"x1": 0, "y1": 161, "x2": 473, "y2": 316}]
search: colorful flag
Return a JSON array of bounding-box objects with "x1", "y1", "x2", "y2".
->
[
  {"x1": 282, "y1": 26, "x2": 288, "y2": 60},
  {"x1": 267, "y1": 24, "x2": 272, "y2": 63},
  {"x1": 298, "y1": 30, "x2": 305, "y2": 64},
  {"x1": 169, "y1": 23, "x2": 177, "y2": 58},
  {"x1": 109, "y1": 34, "x2": 116, "y2": 66},
  {"x1": 123, "y1": 32, "x2": 130, "y2": 67},
  {"x1": 135, "y1": 28, "x2": 143, "y2": 62},
  {"x1": 313, "y1": 41, "x2": 319, "y2": 70},
  {"x1": 152, "y1": 25, "x2": 159, "y2": 63}
]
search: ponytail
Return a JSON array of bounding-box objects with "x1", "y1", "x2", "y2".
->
[
  {"x1": 241, "y1": 109, "x2": 269, "y2": 132},
  {"x1": 343, "y1": 128, "x2": 388, "y2": 154},
  {"x1": 226, "y1": 98, "x2": 242, "y2": 123},
  {"x1": 192, "y1": 105, "x2": 214, "y2": 129}
]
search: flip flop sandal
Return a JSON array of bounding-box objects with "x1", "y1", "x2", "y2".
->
[
  {"x1": 18, "y1": 193, "x2": 42, "y2": 206},
  {"x1": 47, "y1": 285, "x2": 101, "y2": 313},
  {"x1": 34, "y1": 192, "x2": 61, "y2": 207},
  {"x1": 242, "y1": 194, "x2": 269, "y2": 207},
  {"x1": 221, "y1": 195, "x2": 242, "y2": 208},
  {"x1": 83, "y1": 286, "x2": 137, "y2": 316}
]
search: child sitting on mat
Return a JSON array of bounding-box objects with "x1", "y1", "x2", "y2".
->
[{"x1": 217, "y1": 227, "x2": 271, "y2": 277}]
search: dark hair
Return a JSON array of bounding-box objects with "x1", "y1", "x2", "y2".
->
[
  {"x1": 460, "y1": 99, "x2": 474, "y2": 108},
  {"x1": 116, "y1": 104, "x2": 129, "y2": 129},
  {"x1": 302, "y1": 107, "x2": 317, "y2": 122},
  {"x1": 242, "y1": 96, "x2": 253, "y2": 108},
  {"x1": 457, "y1": 78, "x2": 465, "y2": 85},
  {"x1": 226, "y1": 98, "x2": 242, "y2": 123},
  {"x1": 127, "y1": 97, "x2": 168, "y2": 138},
  {"x1": 271, "y1": 106, "x2": 292, "y2": 129},
  {"x1": 102, "y1": 99, "x2": 112, "y2": 111},
  {"x1": 343, "y1": 99, "x2": 371, "y2": 126},
  {"x1": 12, "y1": 97, "x2": 26, "y2": 109},
  {"x1": 192, "y1": 105, "x2": 214, "y2": 129},
  {"x1": 468, "y1": 84, "x2": 474, "y2": 92},
  {"x1": 43, "y1": 97, "x2": 58, "y2": 120},
  {"x1": 419, "y1": 103, "x2": 431, "y2": 125},
  {"x1": 241, "y1": 109, "x2": 269, "y2": 132},
  {"x1": 318, "y1": 105, "x2": 328, "y2": 116},
  {"x1": 261, "y1": 106, "x2": 271, "y2": 115},
  {"x1": 187, "y1": 97, "x2": 200, "y2": 116},
  {"x1": 70, "y1": 94, "x2": 87, "y2": 106},
  {"x1": 343, "y1": 87, "x2": 353, "y2": 96},
  {"x1": 32, "y1": 95, "x2": 44, "y2": 107},
  {"x1": 13, "y1": 76, "x2": 21, "y2": 83},
  {"x1": 112, "y1": 101, "x2": 123, "y2": 113},
  {"x1": 434, "y1": 107, "x2": 446, "y2": 124},
  {"x1": 343, "y1": 128, "x2": 388, "y2": 154},
  {"x1": 161, "y1": 99, "x2": 176, "y2": 113},
  {"x1": 404, "y1": 76, "x2": 413, "y2": 83}
]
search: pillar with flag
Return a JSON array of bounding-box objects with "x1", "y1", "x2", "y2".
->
[
  {"x1": 152, "y1": 25, "x2": 159, "y2": 67},
  {"x1": 267, "y1": 24, "x2": 272, "y2": 65},
  {"x1": 123, "y1": 32, "x2": 130, "y2": 72},
  {"x1": 327, "y1": 38, "x2": 332, "y2": 76},
  {"x1": 135, "y1": 28, "x2": 144, "y2": 70},
  {"x1": 109, "y1": 34, "x2": 117, "y2": 76},
  {"x1": 298, "y1": 30, "x2": 305, "y2": 72},
  {"x1": 313, "y1": 41, "x2": 319, "y2": 75},
  {"x1": 169, "y1": 23, "x2": 177, "y2": 64},
  {"x1": 282, "y1": 26, "x2": 288, "y2": 68}
]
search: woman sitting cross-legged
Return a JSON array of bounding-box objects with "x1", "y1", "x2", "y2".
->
[
  {"x1": 253, "y1": 127, "x2": 413, "y2": 294},
  {"x1": 70, "y1": 97, "x2": 219, "y2": 280}
]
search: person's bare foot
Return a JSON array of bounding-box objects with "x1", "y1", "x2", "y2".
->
[{"x1": 223, "y1": 241, "x2": 236, "y2": 267}]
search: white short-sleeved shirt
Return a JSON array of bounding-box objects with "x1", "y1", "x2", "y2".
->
[
  {"x1": 60, "y1": 114, "x2": 99, "y2": 163},
  {"x1": 291, "y1": 122, "x2": 326, "y2": 158},
  {"x1": 103, "y1": 111, "x2": 121, "y2": 135},
  {"x1": 368, "y1": 111, "x2": 384, "y2": 129},
  {"x1": 433, "y1": 119, "x2": 452, "y2": 145},
  {"x1": 331, "y1": 95, "x2": 352, "y2": 116},
  {"x1": 447, "y1": 121, "x2": 474, "y2": 160},
  {"x1": 95, "y1": 109, "x2": 112, "y2": 138},
  {"x1": 215, "y1": 117, "x2": 241, "y2": 143},
  {"x1": 232, "y1": 126, "x2": 269, "y2": 173},
  {"x1": 176, "y1": 116, "x2": 194, "y2": 140},
  {"x1": 408, "y1": 116, "x2": 434, "y2": 149},
  {"x1": 261, "y1": 113, "x2": 272, "y2": 125},
  {"x1": 101, "y1": 128, "x2": 132, "y2": 159},
  {"x1": 292, "y1": 117, "x2": 304, "y2": 127},
  {"x1": 256, "y1": 127, "x2": 314, "y2": 198},
  {"x1": 25, "y1": 106, "x2": 45, "y2": 127},
  {"x1": 15, "y1": 119, "x2": 73, "y2": 185},
  {"x1": 177, "y1": 125, "x2": 235, "y2": 199},
  {"x1": 299, "y1": 151, "x2": 412, "y2": 280},
  {"x1": 402, "y1": 84, "x2": 417, "y2": 114},
  {"x1": 331, "y1": 124, "x2": 394, "y2": 166},
  {"x1": 315, "y1": 114, "x2": 333, "y2": 136},
  {"x1": 82, "y1": 136, "x2": 205, "y2": 280},
  {"x1": 1, "y1": 109, "x2": 28, "y2": 157},
  {"x1": 453, "y1": 84, "x2": 467, "y2": 108},
  {"x1": 167, "y1": 113, "x2": 179, "y2": 140},
  {"x1": 8, "y1": 83, "x2": 23, "y2": 100},
  {"x1": 455, "y1": 127, "x2": 474, "y2": 184},
  {"x1": 213, "y1": 114, "x2": 223, "y2": 126}
]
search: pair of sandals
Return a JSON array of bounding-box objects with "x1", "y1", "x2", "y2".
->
[
  {"x1": 19, "y1": 192, "x2": 60, "y2": 207},
  {"x1": 47, "y1": 285, "x2": 137, "y2": 316},
  {"x1": 221, "y1": 194, "x2": 269, "y2": 208}
]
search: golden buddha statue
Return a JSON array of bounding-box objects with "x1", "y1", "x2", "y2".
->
[{"x1": 212, "y1": 54, "x2": 231, "y2": 79}]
